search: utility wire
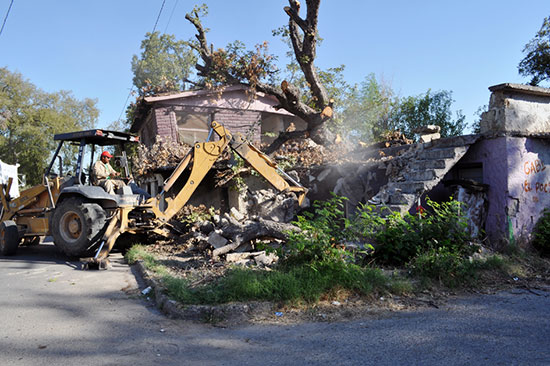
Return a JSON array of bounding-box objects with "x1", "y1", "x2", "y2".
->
[
  {"x1": 0, "y1": 0, "x2": 14, "y2": 38},
  {"x1": 164, "y1": 0, "x2": 179, "y2": 34},
  {"x1": 152, "y1": 0, "x2": 166, "y2": 34},
  {"x1": 117, "y1": 0, "x2": 167, "y2": 122}
]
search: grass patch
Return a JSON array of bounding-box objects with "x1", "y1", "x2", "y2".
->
[
  {"x1": 125, "y1": 244, "x2": 169, "y2": 276},
  {"x1": 126, "y1": 241, "x2": 542, "y2": 308},
  {"x1": 409, "y1": 251, "x2": 512, "y2": 288},
  {"x1": 126, "y1": 245, "x2": 398, "y2": 305},
  {"x1": 164, "y1": 261, "x2": 391, "y2": 305}
]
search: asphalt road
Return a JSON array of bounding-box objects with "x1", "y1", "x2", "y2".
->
[{"x1": 1, "y1": 241, "x2": 549, "y2": 366}]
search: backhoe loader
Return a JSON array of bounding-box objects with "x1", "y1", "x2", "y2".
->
[{"x1": 0, "y1": 122, "x2": 306, "y2": 267}]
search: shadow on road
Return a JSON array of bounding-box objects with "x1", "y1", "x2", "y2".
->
[{"x1": 0, "y1": 238, "x2": 86, "y2": 270}]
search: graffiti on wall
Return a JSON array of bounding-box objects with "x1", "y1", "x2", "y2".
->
[{"x1": 522, "y1": 159, "x2": 548, "y2": 202}]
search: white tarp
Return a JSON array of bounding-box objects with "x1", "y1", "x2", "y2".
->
[{"x1": 0, "y1": 160, "x2": 20, "y2": 198}]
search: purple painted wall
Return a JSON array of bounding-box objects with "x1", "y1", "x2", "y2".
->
[
  {"x1": 458, "y1": 136, "x2": 550, "y2": 246},
  {"x1": 459, "y1": 137, "x2": 509, "y2": 245},
  {"x1": 505, "y1": 137, "x2": 550, "y2": 244}
]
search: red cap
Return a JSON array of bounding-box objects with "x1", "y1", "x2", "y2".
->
[{"x1": 101, "y1": 151, "x2": 113, "y2": 158}]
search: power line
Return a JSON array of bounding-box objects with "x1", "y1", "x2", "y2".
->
[
  {"x1": 164, "y1": 0, "x2": 179, "y2": 34},
  {"x1": 152, "y1": 0, "x2": 166, "y2": 34},
  {"x1": 0, "y1": 0, "x2": 14, "y2": 38},
  {"x1": 117, "y1": 0, "x2": 167, "y2": 122}
]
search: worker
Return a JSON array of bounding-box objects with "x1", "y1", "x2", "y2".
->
[{"x1": 92, "y1": 151, "x2": 126, "y2": 194}]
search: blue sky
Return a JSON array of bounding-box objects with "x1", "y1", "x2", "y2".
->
[{"x1": 1, "y1": 1, "x2": 549, "y2": 132}]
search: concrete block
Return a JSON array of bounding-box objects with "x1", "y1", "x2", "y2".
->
[
  {"x1": 208, "y1": 231, "x2": 228, "y2": 249},
  {"x1": 405, "y1": 170, "x2": 436, "y2": 181},
  {"x1": 410, "y1": 160, "x2": 447, "y2": 170},
  {"x1": 419, "y1": 148, "x2": 458, "y2": 160}
]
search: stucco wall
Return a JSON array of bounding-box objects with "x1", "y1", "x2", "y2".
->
[
  {"x1": 458, "y1": 138, "x2": 509, "y2": 245},
  {"x1": 505, "y1": 137, "x2": 550, "y2": 244},
  {"x1": 480, "y1": 83, "x2": 550, "y2": 134},
  {"x1": 458, "y1": 135, "x2": 550, "y2": 246}
]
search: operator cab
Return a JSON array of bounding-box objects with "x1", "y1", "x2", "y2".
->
[
  {"x1": 49, "y1": 129, "x2": 140, "y2": 185},
  {"x1": 46, "y1": 129, "x2": 145, "y2": 206}
]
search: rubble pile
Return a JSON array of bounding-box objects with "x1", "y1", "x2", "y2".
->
[
  {"x1": 270, "y1": 138, "x2": 350, "y2": 168},
  {"x1": 380, "y1": 129, "x2": 414, "y2": 147},
  {"x1": 167, "y1": 195, "x2": 300, "y2": 267},
  {"x1": 132, "y1": 140, "x2": 192, "y2": 175},
  {"x1": 135, "y1": 130, "x2": 417, "y2": 267}
]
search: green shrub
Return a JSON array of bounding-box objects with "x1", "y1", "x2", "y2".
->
[
  {"x1": 281, "y1": 194, "x2": 355, "y2": 266},
  {"x1": 409, "y1": 247, "x2": 476, "y2": 288},
  {"x1": 532, "y1": 210, "x2": 550, "y2": 256},
  {"x1": 353, "y1": 197, "x2": 474, "y2": 265}
]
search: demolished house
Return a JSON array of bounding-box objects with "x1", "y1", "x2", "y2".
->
[
  {"x1": 316, "y1": 83, "x2": 550, "y2": 248},
  {"x1": 132, "y1": 83, "x2": 550, "y2": 255},
  {"x1": 130, "y1": 84, "x2": 306, "y2": 146}
]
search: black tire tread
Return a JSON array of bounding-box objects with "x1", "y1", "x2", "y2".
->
[
  {"x1": 0, "y1": 220, "x2": 20, "y2": 256},
  {"x1": 51, "y1": 198, "x2": 107, "y2": 257}
]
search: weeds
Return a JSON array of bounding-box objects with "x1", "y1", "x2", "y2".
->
[
  {"x1": 126, "y1": 246, "x2": 397, "y2": 305},
  {"x1": 126, "y1": 193, "x2": 542, "y2": 307},
  {"x1": 352, "y1": 198, "x2": 474, "y2": 266},
  {"x1": 532, "y1": 210, "x2": 550, "y2": 256},
  {"x1": 280, "y1": 194, "x2": 355, "y2": 266}
]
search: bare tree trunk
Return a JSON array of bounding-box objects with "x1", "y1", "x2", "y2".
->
[
  {"x1": 185, "y1": 0, "x2": 337, "y2": 153},
  {"x1": 212, "y1": 217, "x2": 299, "y2": 258}
]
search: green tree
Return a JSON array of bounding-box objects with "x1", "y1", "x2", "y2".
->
[
  {"x1": 131, "y1": 31, "x2": 197, "y2": 96},
  {"x1": 0, "y1": 68, "x2": 98, "y2": 185},
  {"x1": 339, "y1": 74, "x2": 397, "y2": 142},
  {"x1": 388, "y1": 90, "x2": 466, "y2": 139},
  {"x1": 518, "y1": 16, "x2": 550, "y2": 86}
]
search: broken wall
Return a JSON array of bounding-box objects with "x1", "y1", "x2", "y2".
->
[
  {"x1": 472, "y1": 83, "x2": 550, "y2": 246},
  {"x1": 452, "y1": 137, "x2": 509, "y2": 245},
  {"x1": 480, "y1": 83, "x2": 550, "y2": 134},
  {"x1": 505, "y1": 137, "x2": 550, "y2": 244}
]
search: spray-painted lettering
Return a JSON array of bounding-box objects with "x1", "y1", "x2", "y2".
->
[
  {"x1": 523, "y1": 180, "x2": 532, "y2": 192},
  {"x1": 523, "y1": 159, "x2": 546, "y2": 175}
]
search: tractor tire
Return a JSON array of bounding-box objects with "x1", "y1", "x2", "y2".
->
[
  {"x1": 0, "y1": 220, "x2": 20, "y2": 256},
  {"x1": 51, "y1": 198, "x2": 107, "y2": 257}
]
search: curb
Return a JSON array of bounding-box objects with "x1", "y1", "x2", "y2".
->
[{"x1": 132, "y1": 260, "x2": 272, "y2": 323}]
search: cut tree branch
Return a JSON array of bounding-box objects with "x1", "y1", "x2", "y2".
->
[{"x1": 184, "y1": 0, "x2": 336, "y2": 153}]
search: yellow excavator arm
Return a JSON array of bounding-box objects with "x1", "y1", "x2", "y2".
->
[
  {"x1": 150, "y1": 121, "x2": 307, "y2": 223},
  {"x1": 92, "y1": 121, "x2": 307, "y2": 263}
]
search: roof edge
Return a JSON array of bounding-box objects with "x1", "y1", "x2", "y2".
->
[{"x1": 488, "y1": 83, "x2": 550, "y2": 97}]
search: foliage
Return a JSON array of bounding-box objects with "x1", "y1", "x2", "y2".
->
[
  {"x1": 531, "y1": 210, "x2": 550, "y2": 256},
  {"x1": 129, "y1": 244, "x2": 391, "y2": 305},
  {"x1": 338, "y1": 74, "x2": 397, "y2": 142},
  {"x1": 0, "y1": 68, "x2": 98, "y2": 185},
  {"x1": 352, "y1": 198, "x2": 474, "y2": 266},
  {"x1": 205, "y1": 41, "x2": 277, "y2": 89},
  {"x1": 518, "y1": 16, "x2": 550, "y2": 86},
  {"x1": 185, "y1": 5, "x2": 278, "y2": 90},
  {"x1": 408, "y1": 247, "x2": 476, "y2": 288},
  {"x1": 338, "y1": 75, "x2": 465, "y2": 142},
  {"x1": 281, "y1": 194, "x2": 355, "y2": 266},
  {"x1": 131, "y1": 31, "x2": 197, "y2": 96},
  {"x1": 179, "y1": 204, "x2": 217, "y2": 227},
  {"x1": 409, "y1": 252, "x2": 509, "y2": 288},
  {"x1": 388, "y1": 90, "x2": 466, "y2": 139}
]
